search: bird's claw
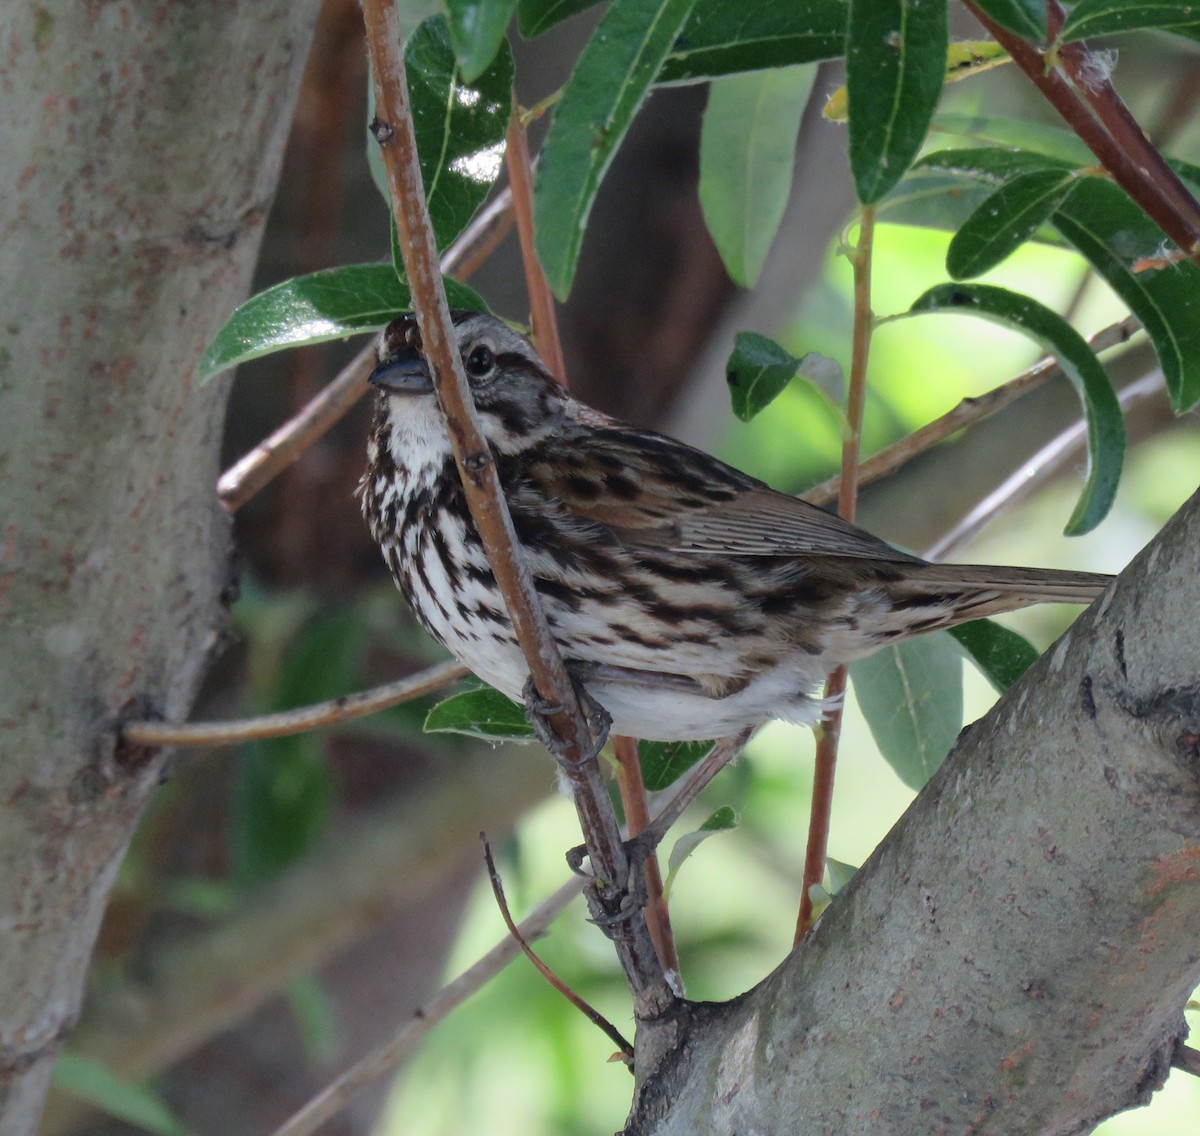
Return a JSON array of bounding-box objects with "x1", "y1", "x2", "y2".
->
[{"x1": 522, "y1": 673, "x2": 611, "y2": 764}]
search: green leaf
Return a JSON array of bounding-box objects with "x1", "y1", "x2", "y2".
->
[
  {"x1": 850, "y1": 633, "x2": 963, "y2": 790},
  {"x1": 846, "y1": 0, "x2": 948, "y2": 204},
  {"x1": 534, "y1": 0, "x2": 699, "y2": 299},
  {"x1": 424, "y1": 685, "x2": 535, "y2": 740},
  {"x1": 699, "y1": 66, "x2": 816, "y2": 287},
  {"x1": 910, "y1": 282, "x2": 1125, "y2": 534},
  {"x1": 405, "y1": 15, "x2": 514, "y2": 249},
  {"x1": 638, "y1": 738, "x2": 715, "y2": 791},
  {"x1": 916, "y1": 145, "x2": 1078, "y2": 181},
  {"x1": 970, "y1": 0, "x2": 1046, "y2": 38},
  {"x1": 725, "y1": 332, "x2": 800, "y2": 420},
  {"x1": 948, "y1": 619, "x2": 1039, "y2": 693},
  {"x1": 198, "y1": 265, "x2": 487, "y2": 381},
  {"x1": 445, "y1": 0, "x2": 518, "y2": 82},
  {"x1": 1060, "y1": 0, "x2": 1200, "y2": 42},
  {"x1": 517, "y1": 0, "x2": 598, "y2": 35},
  {"x1": 946, "y1": 168, "x2": 1079, "y2": 279},
  {"x1": 664, "y1": 805, "x2": 738, "y2": 894},
  {"x1": 1052, "y1": 177, "x2": 1200, "y2": 412},
  {"x1": 658, "y1": 0, "x2": 848, "y2": 83},
  {"x1": 53, "y1": 1054, "x2": 193, "y2": 1136}
]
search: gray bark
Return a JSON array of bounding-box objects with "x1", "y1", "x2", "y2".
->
[
  {"x1": 629, "y1": 486, "x2": 1200, "y2": 1135},
  {"x1": 0, "y1": 5, "x2": 319, "y2": 1132}
]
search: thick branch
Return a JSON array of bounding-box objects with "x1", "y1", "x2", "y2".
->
[{"x1": 630, "y1": 486, "x2": 1200, "y2": 1134}]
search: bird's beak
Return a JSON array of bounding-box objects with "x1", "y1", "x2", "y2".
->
[{"x1": 368, "y1": 354, "x2": 433, "y2": 395}]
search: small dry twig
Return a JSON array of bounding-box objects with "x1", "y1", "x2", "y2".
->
[
  {"x1": 121, "y1": 660, "x2": 467, "y2": 748},
  {"x1": 481, "y1": 835, "x2": 633, "y2": 1061}
]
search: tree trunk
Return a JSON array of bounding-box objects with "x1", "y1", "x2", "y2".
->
[
  {"x1": 629, "y1": 487, "x2": 1200, "y2": 1135},
  {"x1": 0, "y1": 5, "x2": 320, "y2": 1131}
]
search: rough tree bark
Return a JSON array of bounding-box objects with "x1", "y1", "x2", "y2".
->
[
  {"x1": 0, "y1": 5, "x2": 321, "y2": 1132},
  {"x1": 629, "y1": 486, "x2": 1200, "y2": 1134}
]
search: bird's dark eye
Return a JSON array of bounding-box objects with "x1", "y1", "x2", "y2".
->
[{"x1": 465, "y1": 344, "x2": 494, "y2": 377}]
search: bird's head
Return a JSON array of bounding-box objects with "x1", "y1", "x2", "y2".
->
[{"x1": 369, "y1": 311, "x2": 567, "y2": 455}]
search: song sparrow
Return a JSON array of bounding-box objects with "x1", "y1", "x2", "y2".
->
[{"x1": 360, "y1": 311, "x2": 1111, "y2": 743}]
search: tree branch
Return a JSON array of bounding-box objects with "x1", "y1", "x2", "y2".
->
[{"x1": 359, "y1": 0, "x2": 670, "y2": 1018}]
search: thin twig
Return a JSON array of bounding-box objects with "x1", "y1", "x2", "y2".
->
[
  {"x1": 963, "y1": 0, "x2": 1200, "y2": 259},
  {"x1": 804, "y1": 316, "x2": 1141, "y2": 509},
  {"x1": 613, "y1": 736, "x2": 678, "y2": 981},
  {"x1": 923, "y1": 369, "x2": 1165, "y2": 562},
  {"x1": 481, "y1": 835, "x2": 633, "y2": 1061},
  {"x1": 1173, "y1": 1043, "x2": 1200, "y2": 1079},
  {"x1": 796, "y1": 206, "x2": 876, "y2": 944},
  {"x1": 505, "y1": 95, "x2": 565, "y2": 383},
  {"x1": 361, "y1": 0, "x2": 670, "y2": 1016},
  {"x1": 216, "y1": 188, "x2": 514, "y2": 513},
  {"x1": 120, "y1": 660, "x2": 468, "y2": 748},
  {"x1": 270, "y1": 874, "x2": 585, "y2": 1136}
]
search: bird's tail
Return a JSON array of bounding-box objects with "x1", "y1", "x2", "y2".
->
[{"x1": 880, "y1": 563, "x2": 1113, "y2": 634}]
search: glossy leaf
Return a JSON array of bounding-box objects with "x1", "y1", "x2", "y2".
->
[
  {"x1": 948, "y1": 618, "x2": 1039, "y2": 693},
  {"x1": 198, "y1": 265, "x2": 486, "y2": 381},
  {"x1": 535, "y1": 0, "x2": 699, "y2": 298},
  {"x1": 846, "y1": 0, "x2": 948, "y2": 204},
  {"x1": 946, "y1": 168, "x2": 1078, "y2": 278},
  {"x1": 850, "y1": 633, "x2": 963, "y2": 790},
  {"x1": 405, "y1": 16, "x2": 513, "y2": 249},
  {"x1": 639, "y1": 738, "x2": 715, "y2": 791},
  {"x1": 1060, "y1": 0, "x2": 1200, "y2": 42},
  {"x1": 658, "y1": 0, "x2": 848, "y2": 83},
  {"x1": 970, "y1": 0, "x2": 1046, "y2": 37},
  {"x1": 910, "y1": 282, "x2": 1125, "y2": 534},
  {"x1": 699, "y1": 66, "x2": 815, "y2": 287},
  {"x1": 916, "y1": 145, "x2": 1077, "y2": 180},
  {"x1": 517, "y1": 0, "x2": 597, "y2": 36},
  {"x1": 53, "y1": 1054, "x2": 193, "y2": 1136},
  {"x1": 425, "y1": 685, "x2": 535, "y2": 740},
  {"x1": 445, "y1": 0, "x2": 518, "y2": 82},
  {"x1": 664, "y1": 806, "x2": 738, "y2": 894},
  {"x1": 1053, "y1": 177, "x2": 1200, "y2": 412}
]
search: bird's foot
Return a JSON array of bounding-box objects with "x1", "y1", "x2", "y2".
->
[{"x1": 522, "y1": 672, "x2": 611, "y2": 764}]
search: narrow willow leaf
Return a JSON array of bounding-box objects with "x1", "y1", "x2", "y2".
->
[
  {"x1": 726, "y1": 332, "x2": 800, "y2": 420},
  {"x1": 517, "y1": 0, "x2": 598, "y2": 36},
  {"x1": 198, "y1": 266, "x2": 487, "y2": 382},
  {"x1": 824, "y1": 40, "x2": 1009, "y2": 122},
  {"x1": 932, "y1": 111, "x2": 1095, "y2": 165},
  {"x1": 948, "y1": 619, "x2": 1039, "y2": 693},
  {"x1": 445, "y1": 0, "x2": 518, "y2": 82},
  {"x1": 638, "y1": 738, "x2": 715, "y2": 791},
  {"x1": 846, "y1": 0, "x2": 949, "y2": 204},
  {"x1": 699, "y1": 65, "x2": 815, "y2": 287},
  {"x1": 916, "y1": 145, "x2": 1077, "y2": 180},
  {"x1": 1053, "y1": 177, "x2": 1200, "y2": 412},
  {"x1": 851, "y1": 633, "x2": 963, "y2": 790},
  {"x1": 946, "y1": 168, "x2": 1078, "y2": 279},
  {"x1": 659, "y1": 0, "x2": 848, "y2": 83},
  {"x1": 53, "y1": 1054, "x2": 193, "y2": 1136},
  {"x1": 405, "y1": 16, "x2": 513, "y2": 249},
  {"x1": 910, "y1": 282, "x2": 1125, "y2": 534},
  {"x1": 534, "y1": 0, "x2": 699, "y2": 298},
  {"x1": 1060, "y1": 0, "x2": 1200, "y2": 42},
  {"x1": 664, "y1": 806, "x2": 738, "y2": 894},
  {"x1": 970, "y1": 0, "x2": 1046, "y2": 37},
  {"x1": 424, "y1": 686, "x2": 534, "y2": 740}
]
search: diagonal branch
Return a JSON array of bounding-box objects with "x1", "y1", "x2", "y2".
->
[{"x1": 360, "y1": 0, "x2": 670, "y2": 1017}]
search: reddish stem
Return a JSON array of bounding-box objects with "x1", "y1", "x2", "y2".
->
[{"x1": 795, "y1": 206, "x2": 875, "y2": 943}]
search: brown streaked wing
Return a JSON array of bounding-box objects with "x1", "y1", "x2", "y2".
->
[{"x1": 526, "y1": 426, "x2": 924, "y2": 563}]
